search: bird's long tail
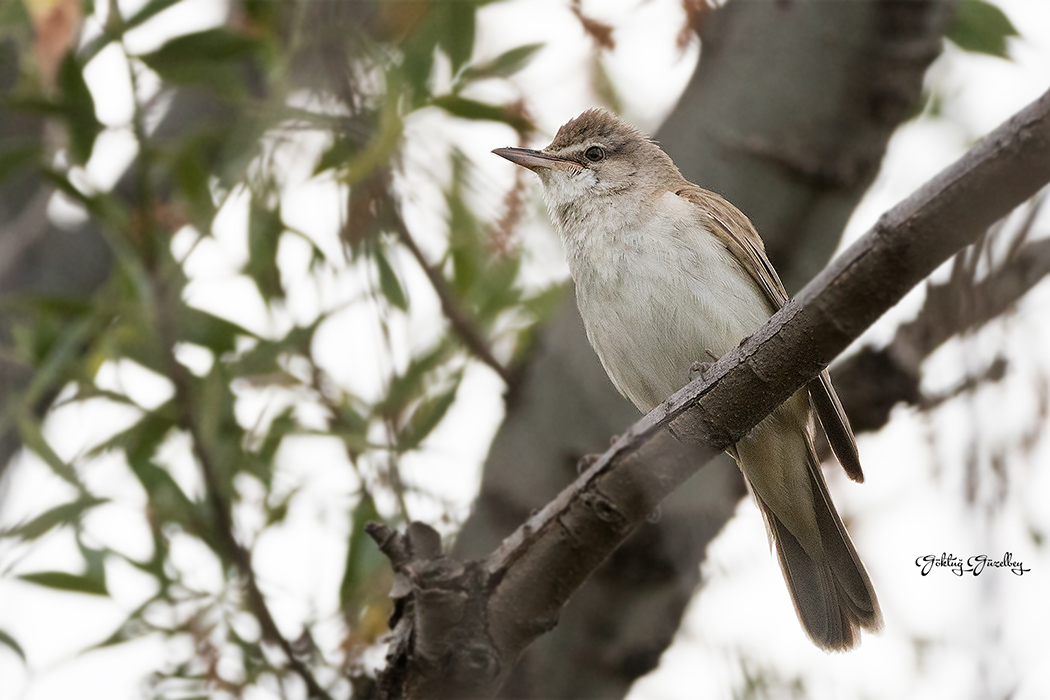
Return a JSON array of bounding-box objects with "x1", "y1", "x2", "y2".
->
[{"x1": 751, "y1": 438, "x2": 883, "y2": 651}]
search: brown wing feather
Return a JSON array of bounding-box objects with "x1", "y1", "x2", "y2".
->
[{"x1": 674, "y1": 185, "x2": 862, "y2": 481}]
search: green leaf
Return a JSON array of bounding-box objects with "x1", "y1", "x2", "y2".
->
[
  {"x1": 339, "y1": 490, "x2": 384, "y2": 612},
  {"x1": 57, "y1": 53, "x2": 102, "y2": 164},
  {"x1": 264, "y1": 486, "x2": 299, "y2": 527},
  {"x1": 314, "y1": 136, "x2": 356, "y2": 177},
  {"x1": 473, "y1": 254, "x2": 522, "y2": 322},
  {"x1": 332, "y1": 400, "x2": 370, "y2": 457},
  {"x1": 375, "y1": 245, "x2": 408, "y2": 311},
  {"x1": 258, "y1": 407, "x2": 296, "y2": 465},
  {"x1": 123, "y1": 0, "x2": 186, "y2": 31},
  {"x1": 91, "y1": 404, "x2": 176, "y2": 464},
  {"x1": 91, "y1": 600, "x2": 155, "y2": 649},
  {"x1": 80, "y1": 0, "x2": 185, "y2": 62},
  {"x1": 18, "y1": 571, "x2": 108, "y2": 596},
  {"x1": 440, "y1": 1, "x2": 476, "y2": 74},
  {"x1": 3, "y1": 496, "x2": 107, "y2": 541},
  {"x1": 246, "y1": 406, "x2": 296, "y2": 487},
  {"x1": 126, "y1": 459, "x2": 200, "y2": 534},
  {"x1": 379, "y1": 342, "x2": 452, "y2": 418},
  {"x1": 137, "y1": 28, "x2": 263, "y2": 93},
  {"x1": 398, "y1": 378, "x2": 460, "y2": 452},
  {"x1": 0, "y1": 143, "x2": 40, "y2": 183},
  {"x1": 459, "y1": 43, "x2": 543, "y2": 83},
  {"x1": 171, "y1": 134, "x2": 219, "y2": 229},
  {"x1": 0, "y1": 629, "x2": 25, "y2": 663},
  {"x1": 0, "y1": 0, "x2": 31, "y2": 32},
  {"x1": 230, "y1": 321, "x2": 318, "y2": 378},
  {"x1": 446, "y1": 158, "x2": 480, "y2": 298},
  {"x1": 246, "y1": 196, "x2": 284, "y2": 301},
  {"x1": 430, "y1": 95, "x2": 532, "y2": 133},
  {"x1": 179, "y1": 306, "x2": 254, "y2": 355},
  {"x1": 79, "y1": 541, "x2": 108, "y2": 590},
  {"x1": 948, "y1": 0, "x2": 1018, "y2": 59},
  {"x1": 21, "y1": 315, "x2": 94, "y2": 405},
  {"x1": 17, "y1": 415, "x2": 81, "y2": 487}
]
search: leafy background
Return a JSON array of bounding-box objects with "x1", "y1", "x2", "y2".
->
[{"x1": 0, "y1": 0, "x2": 1049, "y2": 699}]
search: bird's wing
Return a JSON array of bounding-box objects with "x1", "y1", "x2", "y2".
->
[
  {"x1": 675, "y1": 184, "x2": 863, "y2": 482},
  {"x1": 674, "y1": 185, "x2": 790, "y2": 307}
]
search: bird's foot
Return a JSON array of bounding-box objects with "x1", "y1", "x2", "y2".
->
[
  {"x1": 576, "y1": 453, "x2": 601, "y2": 475},
  {"x1": 688, "y1": 349, "x2": 722, "y2": 382}
]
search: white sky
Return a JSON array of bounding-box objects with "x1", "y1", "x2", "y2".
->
[{"x1": 2, "y1": 0, "x2": 1050, "y2": 699}]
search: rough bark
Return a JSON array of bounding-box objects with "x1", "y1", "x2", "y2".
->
[
  {"x1": 452, "y1": 2, "x2": 954, "y2": 697},
  {"x1": 374, "y1": 85, "x2": 1050, "y2": 699}
]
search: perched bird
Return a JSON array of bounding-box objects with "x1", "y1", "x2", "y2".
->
[{"x1": 493, "y1": 109, "x2": 882, "y2": 651}]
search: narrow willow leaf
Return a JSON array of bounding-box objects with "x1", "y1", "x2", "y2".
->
[
  {"x1": 3, "y1": 497, "x2": 107, "y2": 541},
  {"x1": 57, "y1": 53, "x2": 102, "y2": 164},
  {"x1": 138, "y1": 28, "x2": 263, "y2": 92},
  {"x1": 398, "y1": 378, "x2": 461, "y2": 452},
  {"x1": 440, "y1": 1, "x2": 476, "y2": 74},
  {"x1": 246, "y1": 196, "x2": 285, "y2": 301},
  {"x1": 17, "y1": 415, "x2": 81, "y2": 487},
  {"x1": 431, "y1": 95, "x2": 532, "y2": 133},
  {"x1": 18, "y1": 571, "x2": 108, "y2": 597},
  {"x1": 458, "y1": 43, "x2": 543, "y2": 83},
  {"x1": 375, "y1": 245, "x2": 408, "y2": 311},
  {"x1": 379, "y1": 342, "x2": 452, "y2": 418},
  {"x1": 0, "y1": 629, "x2": 26, "y2": 663}
]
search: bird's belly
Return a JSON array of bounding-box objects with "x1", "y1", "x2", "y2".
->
[{"x1": 574, "y1": 231, "x2": 772, "y2": 413}]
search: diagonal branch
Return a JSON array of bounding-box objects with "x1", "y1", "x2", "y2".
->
[
  {"x1": 392, "y1": 213, "x2": 515, "y2": 386},
  {"x1": 369, "y1": 86, "x2": 1050, "y2": 698},
  {"x1": 832, "y1": 193, "x2": 1050, "y2": 436}
]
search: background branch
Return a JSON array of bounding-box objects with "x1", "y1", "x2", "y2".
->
[
  {"x1": 832, "y1": 191, "x2": 1050, "y2": 436},
  {"x1": 392, "y1": 213, "x2": 515, "y2": 386}
]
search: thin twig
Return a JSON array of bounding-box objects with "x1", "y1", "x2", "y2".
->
[
  {"x1": 392, "y1": 214, "x2": 515, "y2": 386},
  {"x1": 160, "y1": 332, "x2": 336, "y2": 700}
]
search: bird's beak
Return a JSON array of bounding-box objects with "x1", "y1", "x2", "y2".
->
[{"x1": 492, "y1": 147, "x2": 576, "y2": 173}]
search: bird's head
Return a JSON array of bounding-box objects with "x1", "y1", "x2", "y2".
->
[{"x1": 493, "y1": 109, "x2": 681, "y2": 208}]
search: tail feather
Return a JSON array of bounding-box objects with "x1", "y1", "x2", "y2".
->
[{"x1": 753, "y1": 439, "x2": 882, "y2": 651}]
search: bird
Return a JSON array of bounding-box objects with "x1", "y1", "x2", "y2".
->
[{"x1": 493, "y1": 108, "x2": 882, "y2": 651}]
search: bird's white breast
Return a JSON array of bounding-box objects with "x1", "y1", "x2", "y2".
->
[{"x1": 557, "y1": 191, "x2": 772, "y2": 413}]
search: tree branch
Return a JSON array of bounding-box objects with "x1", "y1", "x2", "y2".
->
[
  {"x1": 370, "y1": 86, "x2": 1050, "y2": 698},
  {"x1": 832, "y1": 193, "x2": 1050, "y2": 436},
  {"x1": 392, "y1": 212, "x2": 515, "y2": 386}
]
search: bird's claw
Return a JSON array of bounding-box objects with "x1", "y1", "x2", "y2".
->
[
  {"x1": 576, "y1": 453, "x2": 601, "y2": 475},
  {"x1": 689, "y1": 349, "x2": 722, "y2": 382},
  {"x1": 688, "y1": 359, "x2": 711, "y2": 380}
]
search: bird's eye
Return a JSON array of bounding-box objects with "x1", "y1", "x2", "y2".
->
[{"x1": 584, "y1": 146, "x2": 605, "y2": 162}]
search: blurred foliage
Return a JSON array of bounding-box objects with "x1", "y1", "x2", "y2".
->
[
  {"x1": 0, "y1": 0, "x2": 558, "y2": 695},
  {"x1": 913, "y1": 0, "x2": 1021, "y2": 124},
  {"x1": 947, "y1": 0, "x2": 1019, "y2": 59}
]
